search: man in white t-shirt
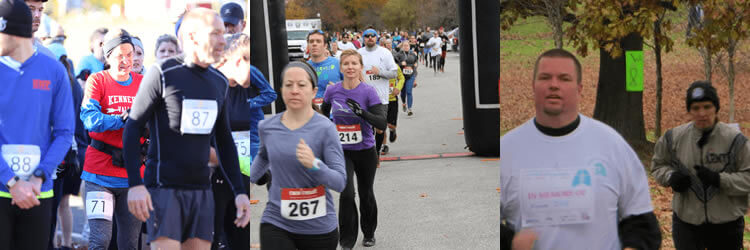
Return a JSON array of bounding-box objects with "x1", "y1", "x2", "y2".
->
[
  {"x1": 357, "y1": 28, "x2": 399, "y2": 105},
  {"x1": 338, "y1": 32, "x2": 357, "y2": 51},
  {"x1": 500, "y1": 49, "x2": 661, "y2": 250},
  {"x1": 425, "y1": 31, "x2": 442, "y2": 74}
]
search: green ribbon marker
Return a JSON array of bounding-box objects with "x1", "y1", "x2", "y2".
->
[
  {"x1": 240, "y1": 155, "x2": 252, "y2": 177},
  {"x1": 625, "y1": 50, "x2": 644, "y2": 92}
]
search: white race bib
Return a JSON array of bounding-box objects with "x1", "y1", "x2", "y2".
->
[
  {"x1": 519, "y1": 168, "x2": 595, "y2": 227},
  {"x1": 231, "y1": 131, "x2": 251, "y2": 158},
  {"x1": 280, "y1": 185, "x2": 326, "y2": 221},
  {"x1": 180, "y1": 99, "x2": 218, "y2": 135},
  {"x1": 313, "y1": 98, "x2": 324, "y2": 110},
  {"x1": 336, "y1": 124, "x2": 363, "y2": 145},
  {"x1": 365, "y1": 70, "x2": 381, "y2": 82},
  {"x1": 2, "y1": 144, "x2": 41, "y2": 180},
  {"x1": 86, "y1": 191, "x2": 115, "y2": 221},
  {"x1": 403, "y1": 68, "x2": 413, "y2": 75}
]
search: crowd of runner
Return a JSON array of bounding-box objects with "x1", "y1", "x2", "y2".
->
[{"x1": 0, "y1": 0, "x2": 460, "y2": 249}]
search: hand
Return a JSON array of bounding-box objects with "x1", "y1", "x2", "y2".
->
[
  {"x1": 208, "y1": 147, "x2": 219, "y2": 166},
  {"x1": 127, "y1": 185, "x2": 153, "y2": 222},
  {"x1": 346, "y1": 98, "x2": 364, "y2": 116},
  {"x1": 668, "y1": 170, "x2": 692, "y2": 192},
  {"x1": 392, "y1": 88, "x2": 401, "y2": 96},
  {"x1": 694, "y1": 165, "x2": 720, "y2": 187},
  {"x1": 296, "y1": 138, "x2": 315, "y2": 169},
  {"x1": 29, "y1": 176, "x2": 42, "y2": 194},
  {"x1": 413, "y1": 82, "x2": 418, "y2": 88},
  {"x1": 511, "y1": 229, "x2": 537, "y2": 250},
  {"x1": 401, "y1": 61, "x2": 406, "y2": 66},
  {"x1": 9, "y1": 180, "x2": 40, "y2": 209},
  {"x1": 234, "y1": 194, "x2": 251, "y2": 228},
  {"x1": 120, "y1": 111, "x2": 129, "y2": 122},
  {"x1": 370, "y1": 66, "x2": 380, "y2": 76}
]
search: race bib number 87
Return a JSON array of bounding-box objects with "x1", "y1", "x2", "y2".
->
[
  {"x1": 180, "y1": 99, "x2": 218, "y2": 135},
  {"x1": 281, "y1": 185, "x2": 326, "y2": 221},
  {"x1": 2, "y1": 144, "x2": 41, "y2": 180}
]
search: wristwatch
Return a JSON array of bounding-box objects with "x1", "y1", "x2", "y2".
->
[
  {"x1": 312, "y1": 158, "x2": 322, "y2": 171},
  {"x1": 6, "y1": 176, "x2": 20, "y2": 189},
  {"x1": 33, "y1": 169, "x2": 46, "y2": 183}
]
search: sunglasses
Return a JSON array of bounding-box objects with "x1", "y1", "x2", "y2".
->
[
  {"x1": 309, "y1": 29, "x2": 324, "y2": 35},
  {"x1": 364, "y1": 34, "x2": 377, "y2": 38}
]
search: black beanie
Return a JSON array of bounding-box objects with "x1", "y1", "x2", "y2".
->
[
  {"x1": 686, "y1": 81, "x2": 719, "y2": 112},
  {"x1": 0, "y1": 0, "x2": 33, "y2": 38}
]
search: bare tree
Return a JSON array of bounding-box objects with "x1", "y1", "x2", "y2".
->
[{"x1": 501, "y1": 0, "x2": 573, "y2": 48}]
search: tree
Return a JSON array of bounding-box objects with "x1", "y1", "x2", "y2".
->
[
  {"x1": 381, "y1": 0, "x2": 417, "y2": 30},
  {"x1": 285, "y1": 0, "x2": 310, "y2": 19},
  {"x1": 685, "y1": 0, "x2": 750, "y2": 123},
  {"x1": 500, "y1": 0, "x2": 576, "y2": 48},
  {"x1": 566, "y1": 0, "x2": 679, "y2": 147},
  {"x1": 320, "y1": 0, "x2": 354, "y2": 31}
]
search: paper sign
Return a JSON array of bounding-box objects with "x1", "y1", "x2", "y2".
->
[{"x1": 626, "y1": 51, "x2": 644, "y2": 92}]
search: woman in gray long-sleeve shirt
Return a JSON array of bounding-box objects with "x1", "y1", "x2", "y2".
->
[{"x1": 249, "y1": 61, "x2": 346, "y2": 249}]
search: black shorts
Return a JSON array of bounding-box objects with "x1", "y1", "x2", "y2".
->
[
  {"x1": 387, "y1": 100, "x2": 399, "y2": 125},
  {"x1": 146, "y1": 187, "x2": 215, "y2": 243},
  {"x1": 62, "y1": 173, "x2": 82, "y2": 195},
  {"x1": 0, "y1": 197, "x2": 53, "y2": 250}
]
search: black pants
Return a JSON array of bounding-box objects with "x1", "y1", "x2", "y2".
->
[
  {"x1": 0, "y1": 197, "x2": 53, "y2": 250},
  {"x1": 260, "y1": 223, "x2": 337, "y2": 250},
  {"x1": 211, "y1": 173, "x2": 251, "y2": 250},
  {"x1": 375, "y1": 130, "x2": 385, "y2": 153},
  {"x1": 339, "y1": 147, "x2": 379, "y2": 248},
  {"x1": 672, "y1": 213, "x2": 744, "y2": 250},
  {"x1": 430, "y1": 56, "x2": 438, "y2": 72}
]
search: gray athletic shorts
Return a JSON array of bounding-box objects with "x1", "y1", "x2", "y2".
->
[{"x1": 146, "y1": 187, "x2": 215, "y2": 243}]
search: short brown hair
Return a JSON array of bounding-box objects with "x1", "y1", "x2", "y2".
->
[
  {"x1": 339, "y1": 49, "x2": 362, "y2": 66},
  {"x1": 533, "y1": 48, "x2": 582, "y2": 85}
]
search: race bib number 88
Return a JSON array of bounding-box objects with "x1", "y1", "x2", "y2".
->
[
  {"x1": 281, "y1": 185, "x2": 326, "y2": 221},
  {"x1": 2, "y1": 144, "x2": 41, "y2": 180},
  {"x1": 180, "y1": 99, "x2": 218, "y2": 135}
]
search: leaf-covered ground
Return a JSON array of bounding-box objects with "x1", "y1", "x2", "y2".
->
[{"x1": 501, "y1": 17, "x2": 750, "y2": 249}]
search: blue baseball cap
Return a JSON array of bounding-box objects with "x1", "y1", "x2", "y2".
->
[
  {"x1": 220, "y1": 2, "x2": 244, "y2": 26},
  {"x1": 46, "y1": 42, "x2": 67, "y2": 60},
  {"x1": 363, "y1": 29, "x2": 378, "y2": 37}
]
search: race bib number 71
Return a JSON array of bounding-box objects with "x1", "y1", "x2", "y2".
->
[{"x1": 281, "y1": 185, "x2": 326, "y2": 221}]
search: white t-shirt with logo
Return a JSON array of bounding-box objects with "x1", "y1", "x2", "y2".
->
[
  {"x1": 358, "y1": 46, "x2": 399, "y2": 104},
  {"x1": 500, "y1": 115, "x2": 653, "y2": 250},
  {"x1": 338, "y1": 41, "x2": 357, "y2": 51}
]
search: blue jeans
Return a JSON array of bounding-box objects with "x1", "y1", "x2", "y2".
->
[{"x1": 400, "y1": 76, "x2": 415, "y2": 108}]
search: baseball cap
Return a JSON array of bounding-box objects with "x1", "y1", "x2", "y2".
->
[
  {"x1": 220, "y1": 2, "x2": 244, "y2": 26},
  {"x1": 0, "y1": 0, "x2": 33, "y2": 38},
  {"x1": 46, "y1": 42, "x2": 66, "y2": 60}
]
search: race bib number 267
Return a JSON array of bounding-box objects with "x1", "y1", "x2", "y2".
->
[{"x1": 281, "y1": 185, "x2": 326, "y2": 221}]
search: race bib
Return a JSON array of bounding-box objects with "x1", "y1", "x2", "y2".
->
[
  {"x1": 86, "y1": 191, "x2": 114, "y2": 221},
  {"x1": 419, "y1": 43, "x2": 425, "y2": 47},
  {"x1": 365, "y1": 70, "x2": 381, "y2": 81},
  {"x1": 231, "y1": 131, "x2": 252, "y2": 176},
  {"x1": 403, "y1": 68, "x2": 414, "y2": 75},
  {"x1": 519, "y1": 168, "x2": 595, "y2": 227},
  {"x1": 2, "y1": 144, "x2": 41, "y2": 180},
  {"x1": 313, "y1": 98, "x2": 324, "y2": 109},
  {"x1": 280, "y1": 185, "x2": 326, "y2": 221},
  {"x1": 180, "y1": 99, "x2": 218, "y2": 135},
  {"x1": 336, "y1": 124, "x2": 363, "y2": 145}
]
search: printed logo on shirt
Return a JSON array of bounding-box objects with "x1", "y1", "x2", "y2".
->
[
  {"x1": 706, "y1": 151, "x2": 730, "y2": 164},
  {"x1": 32, "y1": 79, "x2": 51, "y2": 91},
  {"x1": 0, "y1": 17, "x2": 6, "y2": 32},
  {"x1": 108, "y1": 95, "x2": 135, "y2": 105},
  {"x1": 105, "y1": 107, "x2": 128, "y2": 114},
  {"x1": 587, "y1": 158, "x2": 608, "y2": 177},
  {"x1": 571, "y1": 169, "x2": 592, "y2": 187}
]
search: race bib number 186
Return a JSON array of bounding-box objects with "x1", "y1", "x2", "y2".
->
[{"x1": 281, "y1": 185, "x2": 326, "y2": 221}]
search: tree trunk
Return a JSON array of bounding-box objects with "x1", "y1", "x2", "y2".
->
[
  {"x1": 553, "y1": 26, "x2": 563, "y2": 48},
  {"x1": 592, "y1": 33, "x2": 647, "y2": 146},
  {"x1": 728, "y1": 42, "x2": 736, "y2": 123},
  {"x1": 700, "y1": 47, "x2": 713, "y2": 81},
  {"x1": 654, "y1": 19, "x2": 664, "y2": 139}
]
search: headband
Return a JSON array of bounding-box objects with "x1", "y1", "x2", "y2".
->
[
  {"x1": 131, "y1": 36, "x2": 143, "y2": 50},
  {"x1": 282, "y1": 61, "x2": 318, "y2": 88},
  {"x1": 103, "y1": 35, "x2": 133, "y2": 58}
]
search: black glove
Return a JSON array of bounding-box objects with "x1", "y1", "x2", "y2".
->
[
  {"x1": 346, "y1": 98, "x2": 364, "y2": 116},
  {"x1": 668, "y1": 170, "x2": 691, "y2": 192},
  {"x1": 694, "y1": 165, "x2": 720, "y2": 187}
]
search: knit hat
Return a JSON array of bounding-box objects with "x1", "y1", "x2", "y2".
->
[
  {"x1": 686, "y1": 81, "x2": 719, "y2": 112},
  {"x1": 0, "y1": 0, "x2": 33, "y2": 38}
]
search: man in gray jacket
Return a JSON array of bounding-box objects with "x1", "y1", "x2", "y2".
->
[{"x1": 652, "y1": 81, "x2": 750, "y2": 250}]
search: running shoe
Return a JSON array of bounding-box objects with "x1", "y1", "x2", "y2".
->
[
  {"x1": 402, "y1": 103, "x2": 407, "y2": 112},
  {"x1": 363, "y1": 238, "x2": 376, "y2": 247},
  {"x1": 408, "y1": 108, "x2": 413, "y2": 116},
  {"x1": 389, "y1": 129, "x2": 397, "y2": 142},
  {"x1": 381, "y1": 145, "x2": 389, "y2": 155}
]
